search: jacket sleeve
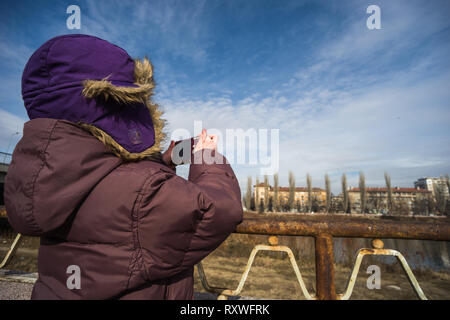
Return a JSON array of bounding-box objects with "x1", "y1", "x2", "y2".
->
[
  {"x1": 137, "y1": 151, "x2": 243, "y2": 281},
  {"x1": 183, "y1": 150, "x2": 243, "y2": 267}
]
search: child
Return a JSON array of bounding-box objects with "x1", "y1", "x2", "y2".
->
[{"x1": 5, "y1": 34, "x2": 243, "y2": 299}]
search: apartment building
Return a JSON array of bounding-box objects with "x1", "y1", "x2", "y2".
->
[
  {"x1": 254, "y1": 183, "x2": 326, "y2": 207},
  {"x1": 414, "y1": 177, "x2": 449, "y2": 197},
  {"x1": 348, "y1": 187, "x2": 431, "y2": 213}
]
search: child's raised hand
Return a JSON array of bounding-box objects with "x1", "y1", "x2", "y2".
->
[{"x1": 194, "y1": 129, "x2": 218, "y2": 153}]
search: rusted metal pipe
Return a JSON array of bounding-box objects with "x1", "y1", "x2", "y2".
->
[
  {"x1": 235, "y1": 215, "x2": 450, "y2": 241},
  {"x1": 314, "y1": 234, "x2": 337, "y2": 300}
]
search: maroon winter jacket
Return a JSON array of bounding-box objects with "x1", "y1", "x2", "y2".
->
[{"x1": 4, "y1": 118, "x2": 243, "y2": 299}]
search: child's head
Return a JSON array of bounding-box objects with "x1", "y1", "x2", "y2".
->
[{"x1": 22, "y1": 34, "x2": 165, "y2": 160}]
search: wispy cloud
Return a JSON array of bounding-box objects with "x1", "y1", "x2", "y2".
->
[{"x1": 80, "y1": 0, "x2": 213, "y2": 63}]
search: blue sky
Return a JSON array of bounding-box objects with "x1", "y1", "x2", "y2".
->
[{"x1": 1, "y1": 0, "x2": 449, "y2": 194}]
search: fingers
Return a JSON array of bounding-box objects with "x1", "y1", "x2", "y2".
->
[
  {"x1": 201, "y1": 129, "x2": 207, "y2": 143},
  {"x1": 193, "y1": 129, "x2": 219, "y2": 153}
]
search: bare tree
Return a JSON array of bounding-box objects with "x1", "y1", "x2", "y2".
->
[
  {"x1": 446, "y1": 174, "x2": 450, "y2": 216},
  {"x1": 268, "y1": 196, "x2": 273, "y2": 212},
  {"x1": 384, "y1": 172, "x2": 392, "y2": 215},
  {"x1": 273, "y1": 173, "x2": 280, "y2": 212},
  {"x1": 367, "y1": 192, "x2": 383, "y2": 214},
  {"x1": 412, "y1": 196, "x2": 427, "y2": 216},
  {"x1": 245, "y1": 176, "x2": 252, "y2": 211},
  {"x1": 341, "y1": 173, "x2": 349, "y2": 213},
  {"x1": 359, "y1": 172, "x2": 366, "y2": 214},
  {"x1": 311, "y1": 196, "x2": 320, "y2": 213},
  {"x1": 306, "y1": 173, "x2": 312, "y2": 213},
  {"x1": 264, "y1": 175, "x2": 270, "y2": 212},
  {"x1": 255, "y1": 177, "x2": 260, "y2": 213},
  {"x1": 325, "y1": 173, "x2": 331, "y2": 213},
  {"x1": 391, "y1": 198, "x2": 410, "y2": 216},
  {"x1": 250, "y1": 195, "x2": 256, "y2": 211},
  {"x1": 433, "y1": 180, "x2": 446, "y2": 215},
  {"x1": 330, "y1": 195, "x2": 340, "y2": 213},
  {"x1": 258, "y1": 198, "x2": 264, "y2": 213},
  {"x1": 288, "y1": 171, "x2": 296, "y2": 212},
  {"x1": 427, "y1": 192, "x2": 436, "y2": 215},
  {"x1": 296, "y1": 199, "x2": 301, "y2": 212}
]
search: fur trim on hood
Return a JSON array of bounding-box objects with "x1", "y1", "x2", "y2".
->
[{"x1": 80, "y1": 58, "x2": 166, "y2": 161}]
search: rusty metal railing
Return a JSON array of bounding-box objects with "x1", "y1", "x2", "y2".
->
[
  {"x1": 338, "y1": 240, "x2": 427, "y2": 300},
  {"x1": 198, "y1": 236, "x2": 315, "y2": 300},
  {"x1": 198, "y1": 214, "x2": 450, "y2": 300},
  {"x1": 2, "y1": 212, "x2": 450, "y2": 299}
]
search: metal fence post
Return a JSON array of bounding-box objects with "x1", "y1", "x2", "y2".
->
[{"x1": 315, "y1": 234, "x2": 337, "y2": 300}]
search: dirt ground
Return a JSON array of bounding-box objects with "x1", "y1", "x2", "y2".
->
[{"x1": 1, "y1": 231, "x2": 449, "y2": 300}]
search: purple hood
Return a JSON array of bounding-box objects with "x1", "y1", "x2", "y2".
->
[{"x1": 21, "y1": 34, "x2": 161, "y2": 155}]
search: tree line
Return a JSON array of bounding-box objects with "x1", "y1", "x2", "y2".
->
[{"x1": 243, "y1": 172, "x2": 450, "y2": 216}]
